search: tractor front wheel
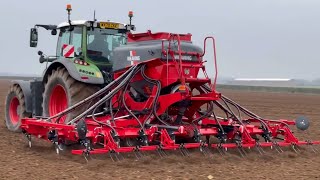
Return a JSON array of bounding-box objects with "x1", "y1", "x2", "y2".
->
[
  {"x1": 5, "y1": 85, "x2": 30, "y2": 132},
  {"x1": 42, "y1": 67, "x2": 99, "y2": 124}
]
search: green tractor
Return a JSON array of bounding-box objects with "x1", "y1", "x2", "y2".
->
[{"x1": 5, "y1": 5, "x2": 136, "y2": 131}]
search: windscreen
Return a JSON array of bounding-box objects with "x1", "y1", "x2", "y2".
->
[{"x1": 87, "y1": 28, "x2": 127, "y2": 63}]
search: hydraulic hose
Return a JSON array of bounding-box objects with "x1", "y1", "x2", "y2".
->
[
  {"x1": 47, "y1": 65, "x2": 137, "y2": 122},
  {"x1": 140, "y1": 65, "x2": 170, "y2": 126},
  {"x1": 68, "y1": 65, "x2": 141, "y2": 124},
  {"x1": 121, "y1": 66, "x2": 146, "y2": 132}
]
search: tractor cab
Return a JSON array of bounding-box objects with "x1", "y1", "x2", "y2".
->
[
  {"x1": 29, "y1": 4, "x2": 135, "y2": 84},
  {"x1": 56, "y1": 20, "x2": 130, "y2": 72}
]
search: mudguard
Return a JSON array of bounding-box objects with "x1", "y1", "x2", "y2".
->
[
  {"x1": 12, "y1": 80, "x2": 33, "y2": 113},
  {"x1": 43, "y1": 58, "x2": 104, "y2": 84}
]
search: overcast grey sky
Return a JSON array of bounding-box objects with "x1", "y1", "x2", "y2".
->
[{"x1": 0, "y1": 0, "x2": 319, "y2": 80}]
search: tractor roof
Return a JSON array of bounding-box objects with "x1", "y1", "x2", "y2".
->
[{"x1": 57, "y1": 20, "x2": 127, "y2": 29}]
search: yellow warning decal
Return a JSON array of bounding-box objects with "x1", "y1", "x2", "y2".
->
[
  {"x1": 99, "y1": 22, "x2": 119, "y2": 29},
  {"x1": 96, "y1": 72, "x2": 102, "y2": 78}
]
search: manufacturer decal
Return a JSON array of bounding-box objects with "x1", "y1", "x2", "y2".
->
[
  {"x1": 127, "y1": 50, "x2": 140, "y2": 65},
  {"x1": 174, "y1": 55, "x2": 192, "y2": 61}
]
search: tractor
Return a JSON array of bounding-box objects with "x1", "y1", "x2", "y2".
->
[
  {"x1": 5, "y1": 5, "x2": 138, "y2": 131},
  {"x1": 4, "y1": 5, "x2": 319, "y2": 158}
]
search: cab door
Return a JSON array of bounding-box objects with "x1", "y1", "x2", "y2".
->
[{"x1": 56, "y1": 26, "x2": 84, "y2": 59}]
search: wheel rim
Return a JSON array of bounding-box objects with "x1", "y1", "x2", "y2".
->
[
  {"x1": 9, "y1": 97, "x2": 20, "y2": 125},
  {"x1": 49, "y1": 85, "x2": 68, "y2": 123}
]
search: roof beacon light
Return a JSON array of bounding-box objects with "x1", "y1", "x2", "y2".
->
[
  {"x1": 128, "y1": 11, "x2": 133, "y2": 18},
  {"x1": 128, "y1": 10, "x2": 133, "y2": 27},
  {"x1": 66, "y1": 4, "x2": 72, "y2": 13},
  {"x1": 66, "y1": 4, "x2": 72, "y2": 27}
]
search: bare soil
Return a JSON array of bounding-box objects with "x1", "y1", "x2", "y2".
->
[{"x1": 1, "y1": 79, "x2": 320, "y2": 180}]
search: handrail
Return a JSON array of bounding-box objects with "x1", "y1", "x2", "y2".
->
[
  {"x1": 171, "y1": 34, "x2": 185, "y2": 84},
  {"x1": 161, "y1": 34, "x2": 218, "y2": 89},
  {"x1": 201, "y1": 37, "x2": 218, "y2": 90}
]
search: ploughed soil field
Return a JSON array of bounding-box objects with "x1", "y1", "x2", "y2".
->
[{"x1": 1, "y1": 79, "x2": 320, "y2": 180}]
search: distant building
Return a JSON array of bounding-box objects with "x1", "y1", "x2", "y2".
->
[{"x1": 225, "y1": 78, "x2": 307, "y2": 87}]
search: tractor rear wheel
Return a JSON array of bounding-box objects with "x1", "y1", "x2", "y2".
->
[
  {"x1": 42, "y1": 67, "x2": 99, "y2": 124},
  {"x1": 5, "y1": 84, "x2": 30, "y2": 132}
]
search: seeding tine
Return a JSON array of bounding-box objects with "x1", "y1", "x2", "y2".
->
[
  {"x1": 216, "y1": 144, "x2": 226, "y2": 156},
  {"x1": 236, "y1": 147, "x2": 245, "y2": 158},
  {"x1": 200, "y1": 148, "x2": 207, "y2": 157},
  {"x1": 216, "y1": 147, "x2": 224, "y2": 156},
  {"x1": 134, "y1": 151, "x2": 140, "y2": 160},
  {"x1": 184, "y1": 148, "x2": 190, "y2": 157},
  {"x1": 179, "y1": 144, "x2": 190, "y2": 157},
  {"x1": 237, "y1": 146, "x2": 246, "y2": 158},
  {"x1": 291, "y1": 144, "x2": 300, "y2": 154},
  {"x1": 179, "y1": 148, "x2": 186, "y2": 157},
  {"x1": 274, "y1": 146, "x2": 282, "y2": 154},
  {"x1": 162, "y1": 149, "x2": 168, "y2": 156},
  {"x1": 157, "y1": 147, "x2": 167, "y2": 158},
  {"x1": 83, "y1": 155, "x2": 89, "y2": 163},
  {"x1": 200, "y1": 146, "x2": 209, "y2": 157},
  {"x1": 133, "y1": 148, "x2": 143, "y2": 160},
  {"x1": 242, "y1": 147, "x2": 248, "y2": 156},
  {"x1": 156, "y1": 148, "x2": 164, "y2": 158},
  {"x1": 308, "y1": 145, "x2": 317, "y2": 153},
  {"x1": 305, "y1": 140, "x2": 319, "y2": 153},
  {"x1": 117, "y1": 152, "x2": 125, "y2": 161},
  {"x1": 255, "y1": 142, "x2": 266, "y2": 155},
  {"x1": 201, "y1": 143, "x2": 213, "y2": 157},
  {"x1": 109, "y1": 151, "x2": 121, "y2": 162},
  {"x1": 161, "y1": 150, "x2": 167, "y2": 157},
  {"x1": 260, "y1": 146, "x2": 266, "y2": 154},
  {"x1": 255, "y1": 146, "x2": 263, "y2": 155},
  {"x1": 138, "y1": 151, "x2": 144, "y2": 158},
  {"x1": 205, "y1": 147, "x2": 213, "y2": 157},
  {"x1": 181, "y1": 148, "x2": 188, "y2": 157},
  {"x1": 136, "y1": 147, "x2": 145, "y2": 158},
  {"x1": 182, "y1": 149, "x2": 189, "y2": 157},
  {"x1": 136, "y1": 151, "x2": 142, "y2": 159},
  {"x1": 254, "y1": 143, "x2": 262, "y2": 155},
  {"x1": 272, "y1": 141, "x2": 283, "y2": 154},
  {"x1": 311, "y1": 144, "x2": 319, "y2": 153},
  {"x1": 114, "y1": 152, "x2": 120, "y2": 161},
  {"x1": 236, "y1": 142, "x2": 247, "y2": 158},
  {"x1": 157, "y1": 149, "x2": 162, "y2": 158},
  {"x1": 109, "y1": 152, "x2": 116, "y2": 162},
  {"x1": 137, "y1": 147, "x2": 147, "y2": 157},
  {"x1": 82, "y1": 152, "x2": 89, "y2": 163},
  {"x1": 161, "y1": 149, "x2": 168, "y2": 157}
]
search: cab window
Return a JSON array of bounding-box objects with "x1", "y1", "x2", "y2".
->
[
  {"x1": 87, "y1": 28, "x2": 127, "y2": 63},
  {"x1": 56, "y1": 27, "x2": 83, "y2": 57},
  {"x1": 56, "y1": 28, "x2": 70, "y2": 57},
  {"x1": 70, "y1": 27, "x2": 83, "y2": 56}
]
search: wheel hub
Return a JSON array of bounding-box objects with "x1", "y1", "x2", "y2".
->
[
  {"x1": 49, "y1": 85, "x2": 68, "y2": 123},
  {"x1": 9, "y1": 97, "x2": 20, "y2": 125}
]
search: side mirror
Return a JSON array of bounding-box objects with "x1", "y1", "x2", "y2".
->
[
  {"x1": 51, "y1": 29, "x2": 57, "y2": 35},
  {"x1": 30, "y1": 28, "x2": 38, "y2": 47}
]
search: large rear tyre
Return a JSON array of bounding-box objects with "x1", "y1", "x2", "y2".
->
[
  {"x1": 42, "y1": 67, "x2": 99, "y2": 124},
  {"x1": 5, "y1": 85, "x2": 30, "y2": 132}
]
